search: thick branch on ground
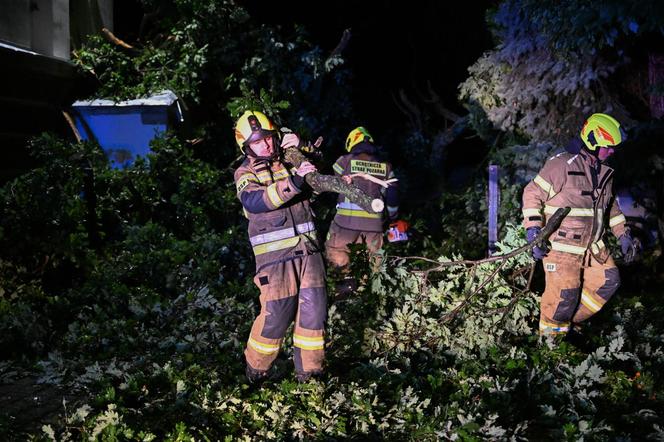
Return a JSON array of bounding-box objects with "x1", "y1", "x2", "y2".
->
[
  {"x1": 393, "y1": 207, "x2": 571, "y2": 272},
  {"x1": 283, "y1": 147, "x2": 383, "y2": 213}
]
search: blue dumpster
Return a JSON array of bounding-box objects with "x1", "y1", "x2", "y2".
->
[{"x1": 72, "y1": 90, "x2": 182, "y2": 168}]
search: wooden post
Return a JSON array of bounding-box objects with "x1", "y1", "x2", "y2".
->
[{"x1": 488, "y1": 164, "x2": 499, "y2": 256}]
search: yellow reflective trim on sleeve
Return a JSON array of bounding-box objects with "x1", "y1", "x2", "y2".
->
[
  {"x1": 609, "y1": 214, "x2": 626, "y2": 228},
  {"x1": 255, "y1": 171, "x2": 272, "y2": 184},
  {"x1": 336, "y1": 208, "x2": 382, "y2": 219},
  {"x1": 271, "y1": 169, "x2": 291, "y2": 181},
  {"x1": 522, "y1": 208, "x2": 542, "y2": 217},
  {"x1": 248, "y1": 337, "x2": 280, "y2": 355},
  {"x1": 534, "y1": 175, "x2": 552, "y2": 194},
  {"x1": 544, "y1": 205, "x2": 594, "y2": 217},
  {"x1": 580, "y1": 289, "x2": 603, "y2": 313},
  {"x1": 266, "y1": 183, "x2": 284, "y2": 207},
  {"x1": 333, "y1": 163, "x2": 344, "y2": 174}
]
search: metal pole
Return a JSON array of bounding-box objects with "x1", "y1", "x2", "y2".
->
[{"x1": 488, "y1": 165, "x2": 500, "y2": 256}]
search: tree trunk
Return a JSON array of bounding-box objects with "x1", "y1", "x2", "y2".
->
[{"x1": 283, "y1": 147, "x2": 384, "y2": 213}]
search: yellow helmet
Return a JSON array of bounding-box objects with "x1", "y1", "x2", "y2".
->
[
  {"x1": 234, "y1": 110, "x2": 277, "y2": 153},
  {"x1": 345, "y1": 126, "x2": 374, "y2": 152},
  {"x1": 580, "y1": 113, "x2": 625, "y2": 151}
]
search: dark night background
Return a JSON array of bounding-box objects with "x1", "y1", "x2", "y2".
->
[
  {"x1": 114, "y1": 0, "x2": 493, "y2": 146},
  {"x1": 3, "y1": 1, "x2": 664, "y2": 438}
]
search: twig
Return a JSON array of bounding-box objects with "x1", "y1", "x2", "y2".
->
[
  {"x1": 101, "y1": 27, "x2": 135, "y2": 50},
  {"x1": 327, "y1": 28, "x2": 351, "y2": 61}
]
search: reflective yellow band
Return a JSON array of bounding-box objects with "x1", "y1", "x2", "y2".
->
[
  {"x1": 539, "y1": 319, "x2": 570, "y2": 334},
  {"x1": 337, "y1": 208, "x2": 382, "y2": 219},
  {"x1": 250, "y1": 222, "x2": 315, "y2": 246},
  {"x1": 272, "y1": 169, "x2": 291, "y2": 180},
  {"x1": 333, "y1": 163, "x2": 344, "y2": 174},
  {"x1": 550, "y1": 241, "x2": 587, "y2": 255},
  {"x1": 522, "y1": 208, "x2": 542, "y2": 217},
  {"x1": 544, "y1": 205, "x2": 594, "y2": 217},
  {"x1": 590, "y1": 240, "x2": 605, "y2": 254},
  {"x1": 580, "y1": 290, "x2": 603, "y2": 313},
  {"x1": 266, "y1": 183, "x2": 284, "y2": 207},
  {"x1": 609, "y1": 214, "x2": 626, "y2": 227},
  {"x1": 253, "y1": 235, "x2": 300, "y2": 256},
  {"x1": 248, "y1": 337, "x2": 280, "y2": 355},
  {"x1": 293, "y1": 334, "x2": 325, "y2": 350},
  {"x1": 534, "y1": 175, "x2": 552, "y2": 194}
]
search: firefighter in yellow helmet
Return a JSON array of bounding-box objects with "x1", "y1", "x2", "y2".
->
[
  {"x1": 522, "y1": 113, "x2": 641, "y2": 338},
  {"x1": 325, "y1": 127, "x2": 399, "y2": 296},
  {"x1": 233, "y1": 110, "x2": 327, "y2": 383}
]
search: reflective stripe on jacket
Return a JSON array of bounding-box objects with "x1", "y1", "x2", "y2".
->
[
  {"x1": 331, "y1": 143, "x2": 398, "y2": 232},
  {"x1": 234, "y1": 157, "x2": 319, "y2": 271},
  {"x1": 522, "y1": 150, "x2": 627, "y2": 263}
]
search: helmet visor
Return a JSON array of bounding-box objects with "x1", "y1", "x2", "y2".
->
[{"x1": 243, "y1": 129, "x2": 277, "y2": 146}]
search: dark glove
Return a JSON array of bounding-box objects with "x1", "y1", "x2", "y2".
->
[
  {"x1": 526, "y1": 226, "x2": 549, "y2": 260},
  {"x1": 620, "y1": 232, "x2": 641, "y2": 264}
]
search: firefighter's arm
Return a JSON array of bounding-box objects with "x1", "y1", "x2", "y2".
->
[
  {"x1": 608, "y1": 196, "x2": 627, "y2": 238},
  {"x1": 234, "y1": 169, "x2": 304, "y2": 214},
  {"x1": 522, "y1": 158, "x2": 566, "y2": 229}
]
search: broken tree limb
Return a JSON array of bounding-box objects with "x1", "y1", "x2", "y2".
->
[
  {"x1": 101, "y1": 28, "x2": 135, "y2": 50},
  {"x1": 283, "y1": 147, "x2": 384, "y2": 213}
]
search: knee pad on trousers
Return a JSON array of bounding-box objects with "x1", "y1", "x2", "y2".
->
[{"x1": 552, "y1": 288, "x2": 581, "y2": 322}]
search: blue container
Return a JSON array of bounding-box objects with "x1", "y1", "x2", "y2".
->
[{"x1": 72, "y1": 90, "x2": 182, "y2": 168}]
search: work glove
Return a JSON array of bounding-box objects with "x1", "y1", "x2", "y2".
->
[
  {"x1": 526, "y1": 226, "x2": 549, "y2": 260},
  {"x1": 620, "y1": 232, "x2": 642, "y2": 264},
  {"x1": 295, "y1": 161, "x2": 317, "y2": 177}
]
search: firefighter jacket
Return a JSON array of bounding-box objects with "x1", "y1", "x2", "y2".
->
[
  {"x1": 234, "y1": 156, "x2": 320, "y2": 273},
  {"x1": 331, "y1": 143, "x2": 398, "y2": 232},
  {"x1": 522, "y1": 149, "x2": 627, "y2": 263}
]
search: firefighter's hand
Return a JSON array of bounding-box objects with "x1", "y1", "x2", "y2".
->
[
  {"x1": 620, "y1": 233, "x2": 642, "y2": 264},
  {"x1": 281, "y1": 133, "x2": 301, "y2": 149},
  {"x1": 526, "y1": 227, "x2": 548, "y2": 260},
  {"x1": 295, "y1": 161, "x2": 317, "y2": 177},
  {"x1": 341, "y1": 175, "x2": 352, "y2": 185}
]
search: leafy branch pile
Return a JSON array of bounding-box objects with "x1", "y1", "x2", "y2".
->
[{"x1": 1, "y1": 0, "x2": 664, "y2": 440}]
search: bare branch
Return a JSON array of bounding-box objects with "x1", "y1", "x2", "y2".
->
[
  {"x1": 101, "y1": 27, "x2": 135, "y2": 49},
  {"x1": 327, "y1": 28, "x2": 352, "y2": 61}
]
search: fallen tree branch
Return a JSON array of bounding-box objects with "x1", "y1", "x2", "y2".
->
[
  {"x1": 101, "y1": 28, "x2": 135, "y2": 50},
  {"x1": 283, "y1": 147, "x2": 384, "y2": 213}
]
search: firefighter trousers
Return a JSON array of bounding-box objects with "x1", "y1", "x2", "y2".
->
[
  {"x1": 539, "y1": 250, "x2": 620, "y2": 335},
  {"x1": 245, "y1": 252, "x2": 327, "y2": 375},
  {"x1": 325, "y1": 221, "x2": 384, "y2": 273}
]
